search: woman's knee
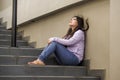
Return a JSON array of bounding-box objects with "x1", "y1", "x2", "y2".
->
[
  {"x1": 51, "y1": 41, "x2": 59, "y2": 45},
  {"x1": 50, "y1": 41, "x2": 62, "y2": 48}
]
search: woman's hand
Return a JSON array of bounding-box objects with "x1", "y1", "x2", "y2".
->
[
  {"x1": 48, "y1": 37, "x2": 57, "y2": 44},
  {"x1": 48, "y1": 39, "x2": 51, "y2": 45},
  {"x1": 48, "y1": 37, "x2": 54, "y2": 45}
]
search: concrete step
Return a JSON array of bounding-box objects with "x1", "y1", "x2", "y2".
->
[
  {"x1": 0, "y1": 65, "x2": 87, "y2": 76},
  {"x1": 0, "y1": 19, "x2": 2, "y2": 24},
  {"x1": 0, "y1": 29, "x2": 22, "y2": 38},
  {"x1": 0, "y1": 30, "x2": 11, "y2": 34},
  {"x1": 0, "y1": 47, "x2": 42, "y2": 56},
  {"x1": 0, "y1": 26, "x2": 6, "y2": 30},
  {"x1": 0, "y1": 55, "x2": 57, "y2": 65},
  {"x1": 0, "y1": 34, "x2": 22, "y2": 40},
  {"x1": 0, "y1": 45, "x2": 33, "y2": 48},
  {"x1": 0, "y1": 45, "x2": 31, "y2": 48},
  {"x1": 0, "y1": 40, "x2": 28, "y2": 46},
  {"x1": 0, "y1": 76, "x2": 100, "y2": 80}
]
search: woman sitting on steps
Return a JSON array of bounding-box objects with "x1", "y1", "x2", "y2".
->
[{"x1": 28, "y1": 16, "x2": 89, "y2": 66}]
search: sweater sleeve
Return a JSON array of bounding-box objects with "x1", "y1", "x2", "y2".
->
[{"x1": 49, "y1": 30, "x2": 84, "y2": 46}]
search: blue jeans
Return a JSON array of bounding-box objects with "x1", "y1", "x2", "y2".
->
[{"x1": 38, "y1": 42, "x2": 79, "y2": 65}]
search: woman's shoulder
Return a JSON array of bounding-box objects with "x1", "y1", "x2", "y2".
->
[{"x1": 75, "y1": 30, "x2": 84, "y2": 34}]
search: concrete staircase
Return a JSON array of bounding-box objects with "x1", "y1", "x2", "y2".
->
[
  {"x1": 0, "y1": 25, "x2": 32, "y2": 48},
  {"x1": 0, "y1": 24, "x2": 100, "y2": 80}
]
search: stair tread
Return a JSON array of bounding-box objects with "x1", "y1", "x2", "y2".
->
[
  {"x1": 0, "y1": 45, "x2": 35, "y2": 49},
  {"x1": 0, "y1": 45, "x2": 33, "y2": 48},
  {"x1": 0, "y1": 47, "x2": 43, "y2": 57},
  {"x1": 0, "y1": 65, "x2": 87, "y2": 76},
  {"x1": 0, "y1": 25, "x2": 5, "y2": 27},
  {"x1": 0, "y1": 34, "x2": 11, "y2": 36},
  {"x1": 0, "y1": 47, "x2": 42, "y2": 50},
  {"x1": 0, "y1": 34, "x2": 21, "y2": 36},
  {"x1": 0, "y1": 39, "x2": 26, "y2": 42},
  {"x1": 0, "y1": 29, "x2": 11, "y2": 31},
  {"x1": 0, "y1": 55, "x2": 37, "y2": 57}
]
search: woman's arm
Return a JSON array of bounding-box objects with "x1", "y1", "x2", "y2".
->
[{"x1": 49, "y1": 30, "x2": 84, "y2": 46}]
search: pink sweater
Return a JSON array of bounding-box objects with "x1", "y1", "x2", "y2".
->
[{"x1": 49, "y1": 30, "x2": 85, "y2": 62}]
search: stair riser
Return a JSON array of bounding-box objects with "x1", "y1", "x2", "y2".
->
[
  {"x1": 0, "y1": 41, "x2": 28, "y2": 46},
  {"x1": 0, "y1": 48, "x2": 42, "y2": 56},
  {"x1": 0, "y1": 30, "x2": 11, "y2": 34},
  {"x1": 0, "y1": 56, "x2": 58, "y2": 65},
  {"x1": 0, "y1": 77, "x2": 100, "y2": 80},
  {"x1": 0, "y1": 66, "x2": 86, "y2": 76},
  {"x1": 0, "y1": 30, "x2": 22, "y2": 37},
  {"x1": 0, "y1": 25, "x2": 6, "y2": 29},
  {"x1": 0, "y1": 56, "x2": 16, "y2": 65},
  {"x1": 0, "y1": 23, "x2": 6, "y2": 29},
  {"x1": 0, "y1": 19, "x2": 2, "y2": 24},
  {"x1": 0, "y1": 35, "x2": 22, "y2": 40},
  {"x1": 18, "y1": 56, "x2": 58, "y2": 65}
]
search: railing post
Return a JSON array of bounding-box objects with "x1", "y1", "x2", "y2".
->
[{"x1": 11, "y1": 0, "x2": 17, "y2": 47}]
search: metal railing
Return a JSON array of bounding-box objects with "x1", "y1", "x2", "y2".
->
[{"x1": 11, "y1": 0, "x2": 17, "y2": 47}]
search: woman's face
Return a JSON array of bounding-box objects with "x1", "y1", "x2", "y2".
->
[{"x1": 69, "y1": 17, "x2": 78, "y2": 29}]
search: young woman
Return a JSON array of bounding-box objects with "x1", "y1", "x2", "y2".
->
[{"x1": 28, "y1": 16, "x2": 89, "y2": 66}]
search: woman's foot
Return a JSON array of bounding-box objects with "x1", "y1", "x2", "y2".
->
[{"x1": 28, "y1": 59, "x2": 45, "y2": 65}]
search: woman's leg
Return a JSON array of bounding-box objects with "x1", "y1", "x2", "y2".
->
[
  {"x1": 53, "y1": 42, "x2": 79, "y2": 65},
  {"x1": 28, "y1": 42, "x2": 57, "y2": 65},
  {"x1": 39, "y1": 41, "x2": 79, "y2": 65},
  {"x1": 28, "y1": 41, "x2": 79, "y2": 65}
]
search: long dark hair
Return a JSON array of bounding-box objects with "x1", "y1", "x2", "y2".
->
[{"x1": 64, "y1": 16, "x2": 89, "y2": 39}]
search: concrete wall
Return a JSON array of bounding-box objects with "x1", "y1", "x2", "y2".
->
[
  {"x1": 110, "y1": 0, "x2": 120, "y2": 80},
  {"x1": 17, "y1": 0, "x2": 83, "y2": 25},
  {"x1": 0, "y1": 0, "x2": 83, "y2": 28},
  {"x1": 18, "y1": 1, "x2": 109, "y2": 80},
  {"x1": 0, "y1": 0, "x2": 12, "y2": 28},
  {"x1": 0, "y1": 0, "x2": 12, "y2": 11}
]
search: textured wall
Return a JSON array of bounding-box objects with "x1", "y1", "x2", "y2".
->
[
  {"x1": 0, "y1": 0, "x2": 12, "y2": 11},
  {"x1": 0, "y1": 0, "x2": 12, "y2": 28},
  {"x1": 0, "y1": 0, "x2": 83, "y2": 28},
  {"x1": 18, "y1": 1, "x2": 109, "y2": 80},
  {"x1": 110, "y1": 0, "x2": 120, "y2": 80}
]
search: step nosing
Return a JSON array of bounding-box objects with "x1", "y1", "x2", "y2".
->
[
  {"x1": 19, "y1": 56, "x2": 37, "y2": 57},
  {"x1": 0, "y1": 26, "x2": 5, "y2": 28},
  {"x1": 0, "y1": 46, "x2": 33, "y2": 48},
  {"x1": 0, "y1": 40, "x2": 26, "y2": 42},
  {"x1": 0, "y1": 47, "x2": 42, "y2": 50},
  {"x1": 0, "y1": 34, "x2": 11, "y2": 36},
  {"x1": 0, "y1": 34, "x2": 21, "y2": 36},
  {"x1": 0, "y1": 65, "x2": 86, "y2": 68},
  {"x1": 0, "y1": 29, "x2": 11, "y2": 31},
  {"x1": 0, "y1": 30, "x2": 11, "y2": 31},
  {"x1": 0, "y1": 55, "x2": 37, "y2": 57},
  {"x1": 0, "y1": 55, "x2": 15, "y2": 57},
  {"x1": 0, "y1": 76, "x2": 99, "y2": 78}
]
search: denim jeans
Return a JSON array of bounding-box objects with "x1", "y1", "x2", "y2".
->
[{"x1": 38, "y1": 42, "x2": 79, "y2": 65}]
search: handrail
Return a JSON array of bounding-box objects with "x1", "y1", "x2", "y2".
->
[{"x1": 11, "y1": 0, "x2": 17, "y2": 47}]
